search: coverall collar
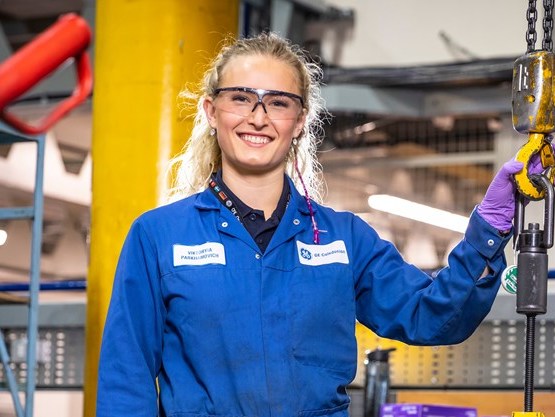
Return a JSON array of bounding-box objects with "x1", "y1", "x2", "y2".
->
[
  {"x1": 194, "y1": 175, "x2": 317, "y2": 254},
  {"x1": 195, "y1": 175, "x2": 317, "y2": 216}
]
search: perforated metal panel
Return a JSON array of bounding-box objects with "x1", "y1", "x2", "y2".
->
[
  {"x1": 354, "y1": 294, "x2": 555, "y2": 389},
  {"x1": 0, "y1": 327, "x2": 84, "y2": 389},
  {"x1": 0, "y1": 303, "x2": 85, "y2": 390},
  {"x1": 389, "y1": 320, "x2": 554, "y2": 388}
]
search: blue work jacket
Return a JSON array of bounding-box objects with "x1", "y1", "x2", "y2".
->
[{"x1": 97, "y1": 176, "x2": 510, "y2": 417}]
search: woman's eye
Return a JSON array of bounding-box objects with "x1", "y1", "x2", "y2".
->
[
  {"x1": 267, "y1": 98, "x2": 290, "y2": 108},
  {"x1": 230, "y1": 94, "x2": 251, "y2": 103}
]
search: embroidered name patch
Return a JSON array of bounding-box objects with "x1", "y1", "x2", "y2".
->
[
  {"x1": 296, "y1": 240, "x2": 349, "y2": 266},
  {"x1": 173, "y1": 242, "x2": 226, "y2": 266}
]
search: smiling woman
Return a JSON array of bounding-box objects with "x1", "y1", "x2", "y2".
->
[
  {"x1": 202, "y1": 53, "x2": 307, "y2": 207},
  {"x1": 96, "y1": 32, "x2": 535, "y2": 417},
  {"x1": 166, "y1": 32, "x2": 326, "y2": 205}
]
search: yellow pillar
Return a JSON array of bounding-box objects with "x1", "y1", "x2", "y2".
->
[{"x1": 84, "y1": 1, "x2": 239, "y2": 415}]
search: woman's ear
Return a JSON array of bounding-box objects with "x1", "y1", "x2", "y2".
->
[
  {"x1": 203, "y1": 96, "x2": 217, "y2": 129},
  {"x1": 293, "y1": 109, "x2": 307, "y2": 139}
]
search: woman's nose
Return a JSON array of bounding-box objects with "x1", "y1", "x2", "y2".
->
[{"x1": 248, "y1": 102, "x2": 269, "y2": 125}]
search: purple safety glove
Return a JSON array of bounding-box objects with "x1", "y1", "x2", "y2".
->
[{"x1": 477, "y1": 155, "x2": 546, "y2": 231}]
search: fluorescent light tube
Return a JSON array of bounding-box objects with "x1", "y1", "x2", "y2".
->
[{"x1": 367, "y1": 194, "x2": 468, "y2": 233}]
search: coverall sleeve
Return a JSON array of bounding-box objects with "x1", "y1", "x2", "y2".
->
[
  {"x1": 354, "y1": 208, "x2": 510, "y2": 345},
  {"x1": 97, "y1": 219, "x2": 165, "y2": 417}
]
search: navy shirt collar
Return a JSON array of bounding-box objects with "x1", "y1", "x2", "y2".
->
[{"x1": 215, "y1": 170, "x2": 290, "y2": 222}]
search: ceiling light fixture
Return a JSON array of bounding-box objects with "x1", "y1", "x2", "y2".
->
[
  {"x1": 367, "y1": 194, "x2": 468, "y2": 233},
  {"x1": 0, "y1": 229, "x2": 7, "y2": 246}
]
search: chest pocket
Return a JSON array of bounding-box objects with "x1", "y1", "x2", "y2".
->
[
  {"x1": 162, "y1": 265, "x2": 260, "y2": 328},
  {"x1": 289, "y1": 263, "x2": 357, "y2": 375}
]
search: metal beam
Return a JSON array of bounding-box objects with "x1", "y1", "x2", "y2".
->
[
  {"x1": 321, "y1": 84, "x2": 512, "y2": 117},
  {"x1": 321, "y1": 150, "x2": 497, "y2": 170},
  {"x1": 423, "y1": 86, "x2": 511, "y2": 117},
  {"x1": 321, "y1": 84, "x2": 425, "y2": 117},
  {"x1": 0, "y1": 303, "x2": 85, "y2": 328}
]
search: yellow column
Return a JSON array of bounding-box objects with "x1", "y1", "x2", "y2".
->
[{"x1": 84, "y1": 1, "x2": 238, "y2": 415}]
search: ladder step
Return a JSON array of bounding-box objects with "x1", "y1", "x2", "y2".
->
[{"x1": 0, "y1": 207, "x2": 34, "y2": 220}]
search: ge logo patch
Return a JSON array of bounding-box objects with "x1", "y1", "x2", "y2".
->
[{"x1": 300, "y1": 248, "x2": 312, "y2": 260}]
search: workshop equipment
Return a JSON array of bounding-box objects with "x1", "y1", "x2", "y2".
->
[
  {"x1": 364, "y1": 348, "x2": 395, "y2": 417},
  {"x1": 512, "y1": 1, "x2": 555, "y2": 200},
  {"x1": 513, "y1": 173, "x2": 554, "y2": 416},
  {"x1": 0, "y1": 13, "x2": 92, "y2": 417},
  {"x1": 511, "y1": 2, "x2": 555, "y2": 416},
  {"x1": 0, "y1": 13, "x2": 93, "y2": 134}
]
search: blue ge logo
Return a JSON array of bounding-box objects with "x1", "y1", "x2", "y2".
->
[{"x1": 300, "y1": 248, "x2": 312, "y2": 260}]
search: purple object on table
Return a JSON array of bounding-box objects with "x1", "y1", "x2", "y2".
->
[{"x1": 380, "y1": 404, "x2": 478, "y2": 417}]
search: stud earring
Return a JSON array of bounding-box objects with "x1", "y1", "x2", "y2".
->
[
  {"x1": 210, "y1": 128, "x2": 216, "y2": 136},
  {"x1": 292, "y1": 138, "x2": 298, "y2": 146}
]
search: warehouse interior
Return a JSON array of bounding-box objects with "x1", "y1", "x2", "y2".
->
[{"x1": 0, "y1": 0, "x2": 554, "y2": 416}]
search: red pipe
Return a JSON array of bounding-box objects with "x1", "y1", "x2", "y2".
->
[{"x1": 0, "y1": 13, "x2": 93, "y2": 134}]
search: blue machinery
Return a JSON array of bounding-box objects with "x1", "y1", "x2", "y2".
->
[{"x1": 0, "y1": 123, "x2": 45, "y2": 417}]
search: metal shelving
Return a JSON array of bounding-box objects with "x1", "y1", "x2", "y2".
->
[{"x1": 0, "y1": 122, "x2": 45, "y2": 417}]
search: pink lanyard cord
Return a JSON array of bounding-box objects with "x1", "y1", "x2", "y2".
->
[{"x1": 294, "y1": 158, "x2": 320, "y2": 244}]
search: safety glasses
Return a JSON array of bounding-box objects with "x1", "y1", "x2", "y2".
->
[{"x1": 214, "y1": 87, "x2": 304, "y2": 120}]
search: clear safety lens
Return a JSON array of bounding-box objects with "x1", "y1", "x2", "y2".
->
[{"x1": 215, "y1": 88, "x2": 303, "y2": 120}]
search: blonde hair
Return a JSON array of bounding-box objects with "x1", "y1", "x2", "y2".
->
[{"x1": 165, "y1": 32, "x2": 327, "y2": 203}]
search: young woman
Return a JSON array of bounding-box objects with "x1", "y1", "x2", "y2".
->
[{"x1": 97, "y1": 32, "x2": 530, "y2": 417}]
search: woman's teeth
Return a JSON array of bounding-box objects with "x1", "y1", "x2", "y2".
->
[{"x1": 241, "y1": 134, "x2": 270, "y2": 144}]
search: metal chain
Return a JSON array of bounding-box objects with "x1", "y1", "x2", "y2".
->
[
  {"x1": 527, "y1": 0, "x2": 538, "y2": 52},
  {"x1": 542, "y1": 0, "x2": 554, "y2": 51}
]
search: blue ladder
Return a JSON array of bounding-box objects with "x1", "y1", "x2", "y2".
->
[{"x1": 0, "y1": 122, "x2": 45, "y2": 417}]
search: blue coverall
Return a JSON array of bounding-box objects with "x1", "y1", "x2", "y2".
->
[{"x1": 97, "y1": 176, "x2": 510, "y2": 417}]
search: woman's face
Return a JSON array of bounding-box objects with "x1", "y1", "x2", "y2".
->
[{"x1": 204, "y1": 54, "x2": 306, "y2": 178}]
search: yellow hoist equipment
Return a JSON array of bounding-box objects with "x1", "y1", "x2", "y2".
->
[
  {"x1": 510, "y1": 3, "x2": 555, "y2": 417},
  {"x1": 512, "y1": 2, "x2": 555, "y2": 199}
]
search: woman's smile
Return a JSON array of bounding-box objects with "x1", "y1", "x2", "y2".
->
[{"x1": 238, "y1": 133, "x2": 272, "y2": 145}]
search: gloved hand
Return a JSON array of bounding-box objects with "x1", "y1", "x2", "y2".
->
[
  {"x1": 477, "y1": 160, "x2": 523, "y2": 231},
  {"x1": 477, "y1": 156, "x2": 545, "y2": 231}
]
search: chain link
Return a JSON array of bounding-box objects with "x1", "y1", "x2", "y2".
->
[
  {"x1": 543, "y1": 0, "x2": 554, "y2": 51},
  {"x1": 527, "y1": 0, "x2": 539, "y2": 52}
]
